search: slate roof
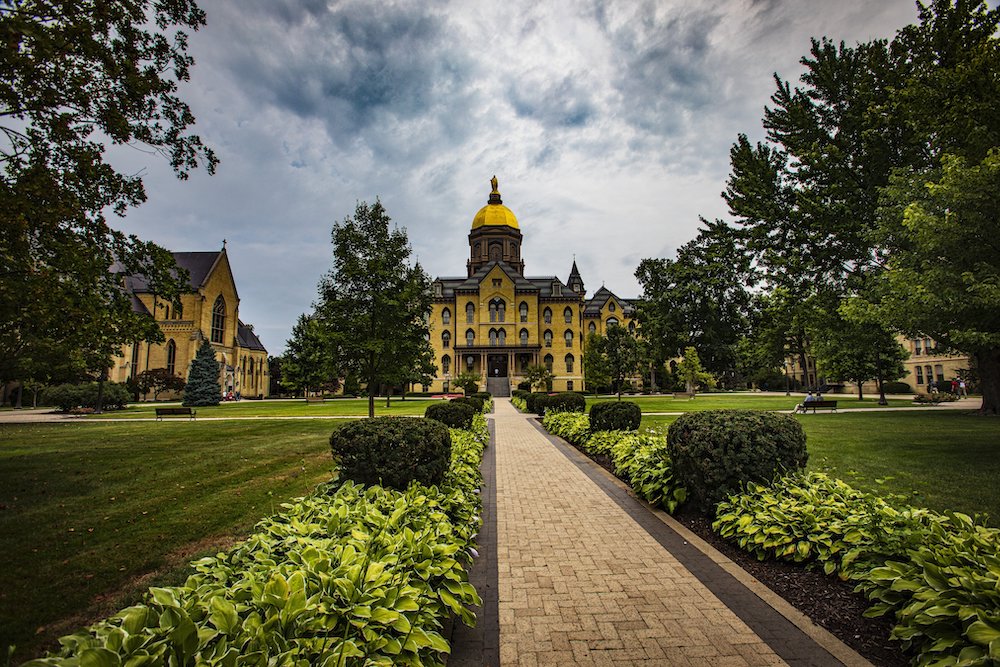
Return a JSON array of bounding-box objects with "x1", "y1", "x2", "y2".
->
[
  {"x1": 434, "y1": 261, "x2": 582, "y2": 299},
  {"x1": 237, "y1": 320, "x2": 267, "y2": 352},
  {"x1": 583, "y1": 286, "x2": 638, "y2": 317},
  {"x1": 119, "y1": 251, "x2": 223, "y2": 293}
]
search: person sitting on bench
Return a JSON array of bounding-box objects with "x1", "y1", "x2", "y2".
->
[{"x1": 793, "y1": 391, "x2": 816, "y2": 414}]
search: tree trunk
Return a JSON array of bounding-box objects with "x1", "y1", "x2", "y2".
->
[
  {"x1": 32, "y1": 387, "x2": 39, "y2": 408},
  {"x1": 385, "y1": 387, "x2": 390, "y2": 409},
  {"x1": 95, "y1": 373, "x2": 106, "y2": 414},
  {"x1": 856, "y1": 378, "x2": 864, "y2": 401},
  {"x1": 973, "y1": 348, "x2": 1000, "y2": 416},
  {"x1": 14, "y1": 383, "x2": 22, "y2": 409}
]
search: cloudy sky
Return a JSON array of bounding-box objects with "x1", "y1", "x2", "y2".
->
[{"x1": 109, "y1": 0, "x2": 923, "y2": 354}]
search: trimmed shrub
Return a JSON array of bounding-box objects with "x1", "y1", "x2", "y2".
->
[
  {"x1": 425, "y1": 401, "x2": 477, "y2": 429},
  {"x1": 535, "y1": 391, "x2": 586, "y2": 414},
  {"x1": 883, "y1": 381, "x2": 913, "y2": 394},
  {"x1": 44, "y1": 382, "x2": 131, "y2": 411},
  {"x1": 517, "y1": 380, "x2": 532, "y2": 391},
  {"x1": 667, "y1": 409, "x2": 807, "y2": 514},
  {"x1": 329, "y1": 417, "x2": 452, "y2": 489},
  {"x1": 524, "y1": 392, "x2": 549, "y2": 414},
  {"x1": 470, "y1": 391, "x2": 492, "y2": 401},
  {"x1": 451, "y1": 395, "x2": 484, "y2": 413},
  {"x1": 589, "y1": 401, "x2": 641, "y2": 431}
]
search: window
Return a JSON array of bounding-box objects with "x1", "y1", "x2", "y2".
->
[
  {"x1": 499, "y1": 328, "x2": 506, "y2": 345},
  {"x1": 467, "y1": 355, "x2": 475, "y2": 371},
  {"x1": 130, "y1": 342, "x2": 140, "y2": 379},
  {"x1": 489, "y1": 298, "x2": 505, "y2": 322},
  {"x1": 564, "y1": 330, "x2": 573, "y2": 347},
  {"x1": 924, "y1": 338, "x2": 933, "y2": 355},
  {"x1": 609, "y1": 301, "x2": 616, "y2": 312},
  {"x1": 520, "y1": 328, "x2": 529, "y2": 345},
  {"x1": 166, "y1": 339, "x2": 176, "y2": 376},
  {"x1": 466, "y1": 302, "x2": 475, "y2": 323},
  {"x1": 916, "y1": 366, "x2": 924, "y2": 384},
  {"x1": 544, "y1": 354, "x2": 553, "y2": 371},
  {"x1": 519, "y1": 302, "x2": 528, "y2": 322},
  {"x1": 629, "y1": 320, "x2": 636, "y2": 332},
  {"x1": 492, "y1": 277, "x2": 502, "y2": 287},
  {"x1": 552, "y1": 282, "x2": 562, "y2": 296},
  {"x1": 442, "y1": 308, "x2": 451, "y2": 325},
  {"x1": 565, "y1": 354, "x2": 574, "y2": 373},
  {"x1": 543, "y1": 307, "x2": 552, "y2": 324},
  {"x1": 211, "y1": 295, "x2": 226, "y2": 343},
  {"x1": 914, "y1": 338, "x2": 922, "y2": 356},
  {"x1": 249, "y1": 357, "x2": 255, "y2": 379},
  {"x1": 466, "y1": 329, "x2": 475, "y2": 346},
  {"x1": 163, "y1": 305, "x2": 170, "y2": 320},
  {"x1": 489, "y1": 329, "x2": 498, "y2": 346},
  {"x1": 544, "y1": 330, "x2": 552, "y2": 347},
  {"x1": 607, "y1": 317, "x2": 619, "y2": 328},
  {"x1": 925, "y1": 365, "x2": 933, "y2": 385},
  {"x1": 442, "y1": 355, "x2": 451, "y2": 374},
  {"x1": 172, "y1": 303, "x2": 183, "y2": 320},
  {"x1": 567, "y1": 381, "x2": 573, "y2": 391},
  {"x1": 935, "y1": 364, "x2": 944, "y2": 384},
  {"x1": 564, "y1": 307, "x2": 573, "y2": 323},
  {"x1": 442, "y1": 331, "x2": 451, "y2": 348},
  {"x1": 433, "y1": 282, "x2": 442, "y2": 297},
  {"x1": 588, "y1": 321, "x2": 596, "y2": 334}
]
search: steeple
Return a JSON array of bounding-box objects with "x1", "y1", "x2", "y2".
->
[
  {"x1": 468, "y1": 176, "x2": 525, "y2": 276},
  {"x1": 568, "y1": 258, "x2": 584, "y2": 297}
]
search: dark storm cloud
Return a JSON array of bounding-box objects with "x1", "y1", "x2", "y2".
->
[{"x1": 508, "y1": 76, "x2": 597, "y2": 128}]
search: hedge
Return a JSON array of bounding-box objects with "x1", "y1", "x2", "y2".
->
[
  {"x1": 589, "y1": 401, "x2": 641, "y2": 431},
  {"x1": 29, "y1": 417, "x2": 489, "y2": 667},
  {"x1": 533, "y1": 392, "x2": 586, "y2": 415},
  {"x1": 44, "y1": 382, "x2": 131, "y2": 412},
  {"x1": 450, "y1": 396, "x2": 484, "y2": 413},
  {"x1": 425, "y1": 401, "x2": 477, "y2": 429}
]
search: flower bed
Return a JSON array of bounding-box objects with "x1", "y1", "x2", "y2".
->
[{"x1": 27, "y1": 416, "x2": 489, "y2": 667}]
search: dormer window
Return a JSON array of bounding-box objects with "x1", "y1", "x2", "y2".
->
[
  {"x1": 609, "y1": 301, "x2": 616, "y2": 312},
  {"x1": 433, "y1": 282, "x2": 443, "y2": 297},
  {"x1": 553, "y1": 282, "x2": 562, "y2": 296}
]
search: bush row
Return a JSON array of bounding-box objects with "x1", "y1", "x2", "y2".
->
[
  {"x1": 29, "y1": 416, "x2": 490, "y2": 667},
  {"x1": 510, "y1": 391, "x2": 586, "y2": 415},
  {"x1": 542, "y1": 413, "x2": 687, "y2": 513},
  {"x1": 714, "y1": 473, "x2": 1000, "y2": 666},
  {"x1": 589, "y1": 401, "x2": 641, "y2": 431},
  {"x1": 44, "y1": 382, "x2": 132, "y2": 412}
]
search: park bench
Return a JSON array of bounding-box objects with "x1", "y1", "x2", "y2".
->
[
  {"x1": 155, "y1": 407, "x2": 196, "y2": 421},
  {"x1": 802, "y1": 400, "x2": 837, "y2": 413}
]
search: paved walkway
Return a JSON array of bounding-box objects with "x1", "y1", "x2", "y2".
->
[{"x1": 489, "y1": 398, "x2": 857, "y2": 666}]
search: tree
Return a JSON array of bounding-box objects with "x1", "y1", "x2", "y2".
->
[
  {"x1": 677, "y1": 347, "x2": 715, "y2": 395},
  {"x1": 183, "y1": 340, "x2": 220, "y2": 406},
  {"x1": 315, "y1": 200, "x2": 433, "y2": 418},
  {"x1": 282, "y1": 314, "x2": 336, "y2": 398},
  {"x1": 454, "y1": 370, "x2": 481, "y2": 395},
  {"x1": 583, "y1": 332, "x2": 612, "y2": 393},
  {"x1": 604, "y1": 324, "x2": 640, "y2": 400},
  {"x1": 636, "y1": 220, "x2": 754, "y2": 385},
  {"x1": 523, "y1": 364, "x2": 554, "y2": 392},
  {"x1": 1, "y1": 2, "x2": 216, "y2": 399},
  {"x1": 267, "y1": 356, "x2": 283, "y2": 396},
  {"x1": 135, "y1": 368, "x2": 186, "y2": 401},
  {"x1": 861, "y1": 151, "x2": 1000, "y2": 413}
]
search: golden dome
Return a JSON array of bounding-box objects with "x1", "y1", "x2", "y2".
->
[{"x1": 471, "y1": 175, "x2": 519, "y2": 230}]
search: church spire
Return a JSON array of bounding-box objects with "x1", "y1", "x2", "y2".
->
[{"x1": 568, "y1": 258, "x2": 584, "y2": 296}]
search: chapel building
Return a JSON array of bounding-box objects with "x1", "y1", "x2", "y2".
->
[
  {"x1": 109, "y1": 248, "x2": 269, "y2": 399},
  {"x1": 428, "y1": 177, "x2": 637, "y2": 395}
]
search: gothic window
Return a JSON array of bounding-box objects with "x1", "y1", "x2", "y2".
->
[
  {"x1": 466, "y1": 329, "x2": 475, "y2": 346},
  {"x1": 166, "y1": 339, "x2": 176, "y2": 376},
  {"x1": 544, "y1": 354, "x2": 553, "y2": 372},
  {"x1": 442, "y1": 308, "x2": 451, "y2": 324},
  {"x1": 519, "y1": 301, "x2": 528, "y2": 322},
  {"x1": 172, "y1": 303, "x2": 183, "y2": 320},
  {"x1": 543, "y1": 307, "x2": 552, "y2": 324},
  {"x1": 564, "y1": 307, "x2": 573, "y2": 323},
  {"x1": 474, "y1": 242, "x2": 481, "y2": 257},
  {"x1": 564, "y1": 330, "x2": 573, "y2": 347},
  {"x1": 498, "y1": 301, "x2": 506, "y2": 321},
  {"x1": 489, "y1": 329, "x2": 498, "y2": 346},
  {"x1": 211, "y1": 295, "x2": 226, "y2": 344},
  {"x1": 606, "y1": 317, "x2": 619, "y2": 328},
  {"x1": 544, "y1": 330, "x2": 552, "y2": 347},
  {"x1": 442, "y1": 331, "x2": 451, "y2": 348},
  {"x1": 489, "y1": 242, "x2": 502, "y2": 261},
  {"x1": 520, "y1": 328, "x2": 529, "y2": 345},
  {"x1": 499, "y1": 328, "x2": 506, "y2": 345},
  {"x1": 565, "y1": 354, "x2": 574, "y2": 373},
  {"x1": 588, "y1": 321, "x2": 596, "y2": 334},
  {"x1": 249, "y1": 358, "x2": 255, "y2": 382},
  {"x1": 442, "y1": 355, "x2": 451, "y2": 374},
  {"x1": 609, "y1": 301, "x2": 616, "y2": 312},
  {"x1": 489, "y1": 298, "x2": 505, "y2": 322},
  {"x1": 163, "y1": 305, "x2": 170, "y2": 320},
  {"x1": 466, "y1": 302, "x2": 475, "y2": 323}
]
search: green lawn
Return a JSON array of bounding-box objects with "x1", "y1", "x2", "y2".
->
[
  {"x1": 0, "y1": 419, "x2": 343, "y2": 661},
  {"x1": 86, "y1": 397, "x2": 439, "y2": 419},
  {"x1": 588, "y1": 393, "x2": 915, "y2": 412},
  {"x1": 641, "y1": 411, "x2": 1000, "y2": 521}
]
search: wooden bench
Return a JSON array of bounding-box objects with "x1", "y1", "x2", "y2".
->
[
  {"x1": 803, "y1": 400, "x2": 837, "y2": 413},
  {"x1": 155, "y1": 407, "x2": 196, "y2": 421}
]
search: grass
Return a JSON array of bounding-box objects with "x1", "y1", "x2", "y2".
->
[
  {"x1": 0, "y1": 419, "x2": 344, "y2": 661},
  {"x1": 641, "y1": 411, "x2": 1000, "y2": 521},
  {"x1": 587, "y1": 393, "x2": 915, "y2": 412},
  {"x1": 84, "y1": 397, "x2": 440, "y2": 419}
]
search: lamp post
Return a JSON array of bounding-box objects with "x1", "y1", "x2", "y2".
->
[{"x1": 784, "y1": 361, "x2": 791, "y2": 396}]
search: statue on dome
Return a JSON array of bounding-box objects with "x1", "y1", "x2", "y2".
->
[{"x1": 490, "y1": 175, "x2": 498, "y2": 193}]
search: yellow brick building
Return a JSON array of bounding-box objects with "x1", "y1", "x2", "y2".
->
[
  {"x1": 428, "y1": 178, "x2": 636, "y2": 394},
  {"x1": 109, "y1": 248, "x2": 269, "y2": 399}
]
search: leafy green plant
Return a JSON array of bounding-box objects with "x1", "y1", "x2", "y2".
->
[
  {"x1": 534, "y1": 392, "x2": 586, "y2": 415},
  {"x1": 542, "y1": 412, "x2": 591, "y2": 445},
  {"x1": 329, "y1": 417, "x2": 451, "y2": 490},
  {"x1": 425, "y1": 401, "x2": 476, "y2": 429},
  {"x1": 589, "y1": 401, "x2": 641, "y2": 431}
]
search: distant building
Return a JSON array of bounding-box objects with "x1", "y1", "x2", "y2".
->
[
  {"x1": 900, "y1": 336, "x2": 971, "y2": 392},
  {"x1": 110, "y1": 248, "x2": 269, "y2": 399},
  {"x1": 428, "y1": 177, "x2": 636, "y2": 394}
]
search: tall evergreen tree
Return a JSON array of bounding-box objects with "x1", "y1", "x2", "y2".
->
[{"x1": 183, "y1": 340, "x2": 221, "y2": 406}]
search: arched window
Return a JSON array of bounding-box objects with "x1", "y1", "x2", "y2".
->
[
  {"x1": 442, "y1": 331, "x2": 451, "y2": 348},
  {"x1": 489, "y1": 329, "x2": 498, "y2": 346},
  {"x1": 249, "y1": 358, "x2": 255, "y2": 385},
  {"x1": 565, "y1": 354, "x2": 574, "y2": 373},
  {"x1": 609, "y1": 301, "x2": 616, "y2": 312},
  {"x1": 499, "y1": 328, "x2": 506, "y2": 345},
  {"x1": 543, "y1": 307, "x2": 552, "y2": 324},
  {"x1": 564, "y1": 330, "x2": 573, "y2": 347},
  {"x1": 629, "y1": 320, "x2": 636, "y2": 332},
  {"x1": 211, "y1": 295, "x2": 226, "y2": 343},
  {"x1": 588, "y1": 321, "x2": 596, "y2": 334},
  {"x1": 544, "y1": 330, "x2": 553, "y2": 347},
  {"x1": 442, "y1": 308, "x2": 451, "y2": 325},
  {"x1": 466, "y1": 329, "x2": 475, "y2": 346},
  {"x1": 166, "y1": 339, "x2": 176, "y2": 376},
  {"x1": 442, "y1": 355, "x2": 451, "y2": 374},
  {"x1": 489, "y1": 298, "x2": 505, "y2": 322},
  {"x1": 466, "y1": 302, "x2": 475, "y2": 323},
  {"x1": 467, "y1": 355, "x2": 475, "y2": 371},
  {"x1": 564, "y1": 307, "x2": 573, "y2": 323},
  {"x1": 606, "y1": 317, "x2": 619, "y2": 328},
  {"x1": 544, "y1": 354, "x2": 553, "y2": 372},
  {"x1": 519, "y1": 302, "x2": 528, "y2": 322},
  {"x1": 520, "y1": 328, "x2": 529, "y2": 345}
]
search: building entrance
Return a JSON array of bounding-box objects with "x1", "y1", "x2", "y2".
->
[{"x1": 487, "y1": 354, "x2": 508, "y2": 378}]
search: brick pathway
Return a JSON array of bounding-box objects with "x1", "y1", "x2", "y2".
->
[{"x1": 493, "y1": 398, "x2": 817, "y2": 666}]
